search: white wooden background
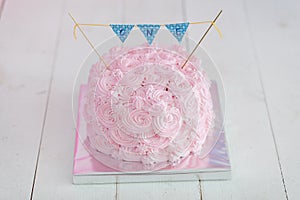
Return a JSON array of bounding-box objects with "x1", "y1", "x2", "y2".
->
[{"x1": 0, "y1": 0, "x2": 299, "y2": 199}]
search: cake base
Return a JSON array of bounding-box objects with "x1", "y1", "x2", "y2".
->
[{"x1": 73, "y1": 85, "x2": 231, "y2": 184}]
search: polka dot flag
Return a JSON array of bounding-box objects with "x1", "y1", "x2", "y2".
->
[
  {"x1": 110, "y1": 24, "x2": 134, "y2": 43},
  {"x1": 165, "y1": 22, "x2": 189, "y2": 42},
  {"x1": 137, "y1": 24, "x2": 161, "y2": 44}
]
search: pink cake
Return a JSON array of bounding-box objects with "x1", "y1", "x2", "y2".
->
[{"x1": 83, "y1": 44, "x2": 215, "y2": 171}]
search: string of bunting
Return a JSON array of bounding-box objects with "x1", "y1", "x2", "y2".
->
[
  {"x1": 69, "y1": 10, "x2": 222, "y2": 70},
  {"x1": 73, "y1": 21, "x2": 222, "y2": 44}
]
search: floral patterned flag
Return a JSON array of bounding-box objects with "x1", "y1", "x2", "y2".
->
[
  {"x1": 110, "y1": 24, "x2": 135, "y2": 43},
  {"x1": 137, "y1": 24, "x2": 161, "y2": 44},
  {"x1": 165, "y1": 22, "x2": 189, "y2": 42}
]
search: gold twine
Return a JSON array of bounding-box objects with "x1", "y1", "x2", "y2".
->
[{"x1": 72, "y1": 21, "x2": 222, "y2": 40}]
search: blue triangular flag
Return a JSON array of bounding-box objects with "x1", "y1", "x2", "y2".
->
[
  {"x1": 165, "y1": 22, "x2": 189, "y2": 42},
  {"x1": 110, "y1": 24, "x2": 134, "y2": 43},
  {"x1": 137, "y1": 24, "x2": 161, "y2": 44}
]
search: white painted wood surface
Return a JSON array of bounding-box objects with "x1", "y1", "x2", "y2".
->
[
  {"x1": 185, "y1": 1, "x2": 288, "y2": 199},
  {"x1": 0, "y1": 0, "x2": 299, "y2": 199},
  {"x1": 0, "y1": 0, "x2": 65, "y2": 199},
  {"x1": 245, "y1": 1, "x2": 300, "y2": 199}
]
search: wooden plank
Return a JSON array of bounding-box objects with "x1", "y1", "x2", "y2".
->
[
  {"x1": 0, "y1": 0, "x2": 65, "y2": 199},
  {"x1": 245, "y1": 0, "x2": 300, "y2": 199},
  {"x1": 185, "y1": 0, "x2": 287, "y2": 199},
  {"x1": 31, "y1": 0, "x2": 123, "y2": 199},
  {"x1": 117, "y1": 1, "x2": 201, "y2": 199},
  {"x1": 118, "y1": 181, "x2": 200, "y2": 200}
]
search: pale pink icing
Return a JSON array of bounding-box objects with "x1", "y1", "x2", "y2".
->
[{"x1": 84, "y1": 44, "x2": 214, "y2": 171}]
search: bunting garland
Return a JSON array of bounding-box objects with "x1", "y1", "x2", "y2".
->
[
  {"x1": 70, "y1": 10, "x2": 222, "y2": 71},
  {"x1": 73, "y1": 21, "x2": 222, "y2": 45}
]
